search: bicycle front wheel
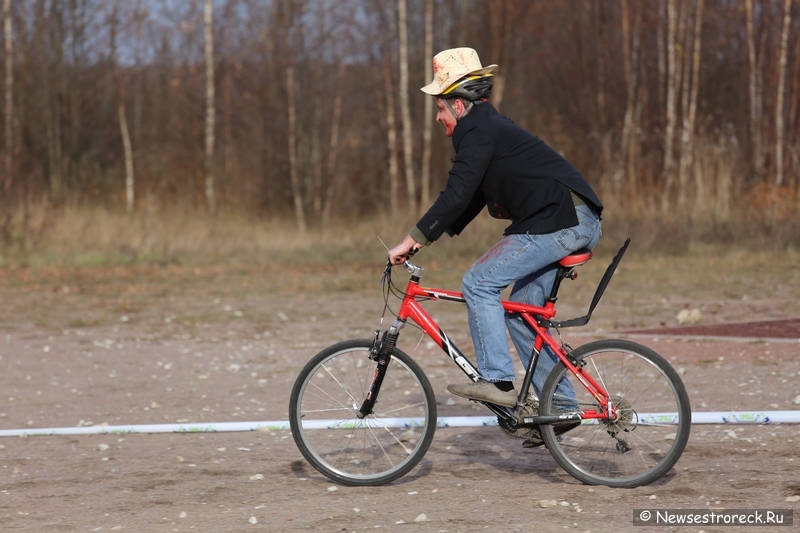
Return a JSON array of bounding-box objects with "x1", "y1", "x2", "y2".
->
[
  {"x1": 539, "y1": 339, "x2": 691, "y2": 488},
  {"x1": 288, "y1": 339, "x2": 437, "y2": 486}
]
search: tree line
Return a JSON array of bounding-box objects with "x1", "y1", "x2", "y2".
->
[{"x1": 1, "y1": 0, "x2": 799, "y2": 232}]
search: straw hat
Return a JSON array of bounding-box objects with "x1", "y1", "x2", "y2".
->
[{"x1": 420, "y1": 47, "x2": 498, "y2": 95}]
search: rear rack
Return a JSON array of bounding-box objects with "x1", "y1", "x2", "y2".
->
[{"x1": 546, "y1": 238, "x2": 630, "y2": 329}]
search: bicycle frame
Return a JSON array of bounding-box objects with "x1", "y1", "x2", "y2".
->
[
  {"x1": 362, "y1": 239, "x2": 631, "y2": 428},
  {"x1": 391, "y1": 276, "x2": 614, "y2": 427}
]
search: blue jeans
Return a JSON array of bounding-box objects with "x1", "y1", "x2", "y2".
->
[{"x1": 461, "y1": 205, "x2": 601, "y2": 398}]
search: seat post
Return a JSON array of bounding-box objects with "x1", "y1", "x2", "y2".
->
[
  {"x1": 547, "y1": 248, "x2": 592, "y2": 302},
  {"x1": 547, "y1": 266, "x2": 573, "y2": 302}
]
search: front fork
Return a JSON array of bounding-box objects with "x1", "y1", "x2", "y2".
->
[{"x1": 357, "y1": 320, "x2": 405, "y2": 418}]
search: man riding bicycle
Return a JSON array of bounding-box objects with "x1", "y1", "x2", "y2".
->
[{"x1": 388, "y1": 48, "x2": 603, "y2": 446}]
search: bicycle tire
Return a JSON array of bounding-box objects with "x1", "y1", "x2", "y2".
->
[
  {"x1": 288, "y1": 339, "x2": 437, "y2": 486},
  {"x1": 539, "y1": 339, "x2": 691, "y2": 488}
]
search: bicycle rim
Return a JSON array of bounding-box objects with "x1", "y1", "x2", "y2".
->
[
  {"x1": 540, "y1": 339, "x2": 691, "y2": 487},
  {"x1": 289, "y1": 340, "x2": 436, "y2": 486}
]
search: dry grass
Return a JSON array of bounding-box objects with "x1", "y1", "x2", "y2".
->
[
  {"x1": 1, "y1": 203, "x2": 799, "y2": 334},
  {"x1": 0, "y1": 204, "x2": 406, "y2": 267},
  {"x1": 0, "y1": 198, "x2": 798, "y2": 269}
]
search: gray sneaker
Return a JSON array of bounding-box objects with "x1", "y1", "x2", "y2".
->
[{"x1": 446, "y1": 381, "x2": 517, "y2": 407}]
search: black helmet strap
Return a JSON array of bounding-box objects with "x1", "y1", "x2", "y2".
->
[{"x1": 444, "y1": 97, "x2": 474, "y2": 122}]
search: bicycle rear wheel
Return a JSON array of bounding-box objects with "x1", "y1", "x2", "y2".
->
[
  {"x1": 288, "y1": 339, "x2": 437, "y2": 486},
  {"x1": 539, "y1": 339, "x2": 691, "y2": 488}
]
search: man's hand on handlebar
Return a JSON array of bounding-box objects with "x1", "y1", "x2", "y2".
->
[{"x1": 388, "y1": 235, "x2": 422, "y2": 266}]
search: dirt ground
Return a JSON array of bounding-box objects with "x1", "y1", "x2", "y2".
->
[{"x1": 0, "y1": 261, "x2": 799, "y2": 532}]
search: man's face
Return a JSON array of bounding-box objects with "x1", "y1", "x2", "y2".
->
[{"x1": 435, "y1": 98, "x2": 460, "y2": 137}]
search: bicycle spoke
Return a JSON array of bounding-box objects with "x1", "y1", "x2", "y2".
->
[
  {"x1": 319, "y1": 361, "x2": 361, "y2": 406},
  {"x1": 540, "y1": 339, "x2": 690, "y2": 488},
  {"x1": 289, "y1": 341, "x2": 436, "y2": 486}
]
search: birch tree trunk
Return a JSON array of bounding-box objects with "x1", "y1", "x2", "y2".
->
[
  {"x1": 745, "y1": 0, "x2": 764, "y2": 180},
  {"x1": 687, "y1": 0, "x2": 704, "y2": 212},
  {"x1": 678, "y1": 0, "x2": 704, "y2": 211},
  {"x1": 111, "y1": 0, "x2": 133, "y2": 212},
  {"x1": 420, "y1": 0, "x2": 433, "y2": 211},
  {"x1": 311, "y1": 93, "x2": 323, "y2": 213},
  {"x1": 398, "y1": 0, "x2": 416, "y2": 213},
  {"x1": 631, "y1": 56, "x2": 646, "y2": 196},
  {"x1": 283, "y1": 9, "x2": 304, "y2": 228},
  {"x1": 204, "y1": 0, "x2": 216, "y2": 213},
  {"x1": 383, "y1": 57, "x2": 400, "y2": 215},
  {"x1": 790, "y1": 23, "x2": 800, "y2": 151},
  {"x1": 223, "y1": 2, "x2": 234, "y2": 204},
  {"x1": 321, "y1": 62, "x2": 344, "y2": 226},
  {"x1": 119, "y1": 99, "x2": 134, "y2": 213},
  {"x1": 42, "y1": 0, "x2": 63, "y2": 203},
  {"x1": 788, "y1": 18, "x2": 800, "y2": 185},
  {"x1": 677, "y1": 1, "x2": 694, "y2": 210},
  {"x1": 489, "y1": 0, "x2": 512, "y2": 112},
  {"x1": 661, "y1": 0, "x2": 678, "y2": 211},
  {"x1": 3, "y1": 0, "x2": 11, "y2": 191},
  {"x1": 595, "y1": 0, "x2": 606, "y2": 132},
  {"x1": 626, "y1": 4, "x2": 643, "y2": 197},
  {"x1": 286, "y1": 63, "x2": 305, "y2": 233},
  {"x1": 774, "y1": 0, "x2": 792, "y2": 188},
  {"x1": 68, "y1": 0, "x2": 85, "y2": 189},
  {"x1": 614, "y1": 0, "x2": 640, "y2": 196},
  {"x1": 657, "y1": 0, "x2": 667, "y2": 117}
]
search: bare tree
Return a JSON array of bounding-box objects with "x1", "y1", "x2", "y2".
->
[
  {"x1": 420, "y1": 0, "x2": 433, "y2": 211},
  {"x1": 321, "y1": 61, "x2": 344, "y2": 226},
  {"x1": 595, "y1": 0, "x2": 607, "y2": 132},
  {"x1": 310, "y1": 92, "x2": 323, "y2": 214},
  {"x1": 745, "y1": 0, "x2": 765, "y2": 181},
  {"x1": 204, "y1": 0, "x2": 216, "y2": 213},
  {"x1": 775, "y1": 0, "x2": 792, "y2": 188},
  {"x1": 657, "y1": 0, "x2": 667, "y2": 117},
  {"x1": 489, "y1": 0, "x2": 514, "y2": 112},
  {"x1": 398, "y1": 0, "x2": 416, "y2": 213},
  {"x1": 789, "y1": 13, "x2": 800, "y2": 178},
  {"x1": 223, "y1": 0, "x2": 234, "y2": 203},
  {"x1": 119, "y1": 93, "x2": 134, "y2": 212},
  {"x1": 662, "y1": 0, "x2": 678, "y2": 211},
  {"x1": 38, "y1": 0, "x2": 64, "y2": 203},
  {"x1": 614, "y1": 0, "x2": 641, "y2": 196},
  {"x1": 3, "y1": 0, "x2": 11, "y2": 192},
  {"x1": 283, "y1": 0, "x2": 305, "y2": 232},
  {"x1": 383, "y1": 50, "x2": 400, "y2": 215},
  {"x1": 66, "y1": 0, "x2": 87, "y2": 192},
  {"x1": 680, "y1": 0, "x2": 704, "y2": 210},
  {"x1": 585, "y1": 0, "x2": 613, "y2": 176},
  {"x1": 112, "y1": 1, "x2": 134, "y2": 213}
]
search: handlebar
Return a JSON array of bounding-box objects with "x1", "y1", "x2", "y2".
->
[
  {"x1": 382, "y1": 251, "x2": 425, "y2": 285},
  {"x1": 399, "y1": 246, "x2": 423, "y2": 277},
  {"x1": 402, "y1": 260, "x2": 425, "y2": 279}
]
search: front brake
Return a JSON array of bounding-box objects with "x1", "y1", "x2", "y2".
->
[{"x1": 380, "y1": 261, "x2": 392, "y2": 287}]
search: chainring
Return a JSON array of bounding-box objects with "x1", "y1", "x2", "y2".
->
[{"x1": 498, "y1": 395, "x2": 540, "y2": 440}]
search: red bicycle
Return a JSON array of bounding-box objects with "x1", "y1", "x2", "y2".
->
[{"x1": 289, "y1": 239, "x2": 691, "y2": 487}]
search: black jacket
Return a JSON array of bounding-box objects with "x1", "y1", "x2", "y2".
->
[{"x1": 414, "y1": 102, "x2": 602, "y2": 243}]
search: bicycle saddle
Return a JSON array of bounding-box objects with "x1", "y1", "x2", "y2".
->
[{"x1": 558, "y1": 249, "x2": 592, "y2": 268}]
